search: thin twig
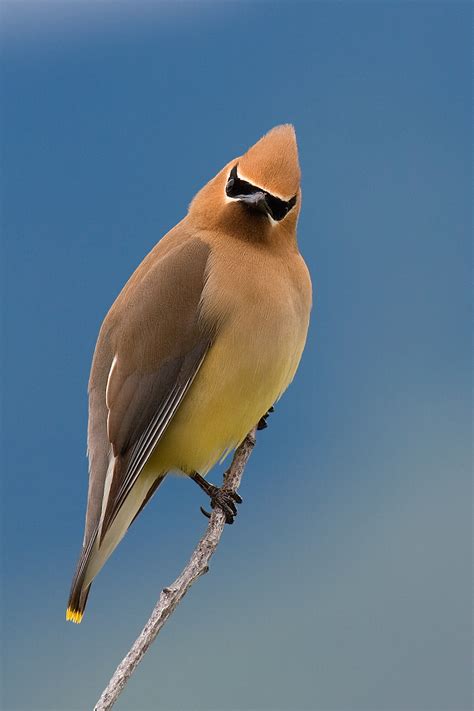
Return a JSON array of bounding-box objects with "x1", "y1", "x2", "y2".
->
[{"x1": 93, "y1": 427, "x2": 257, "y2": 711}]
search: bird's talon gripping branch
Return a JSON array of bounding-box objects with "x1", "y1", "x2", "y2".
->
[
  {"x1": 210, "y1": 489, "x2": 241, "y2": 524},
  {"x1": 200, "y1": 491, "x2": 242, "y2": 523},
  {"x1": 192, "y1": 472, "x2": 242, "y2": 524},
  {"x1": 257, "y1": 405, "x2": 275, "y2": 431}
]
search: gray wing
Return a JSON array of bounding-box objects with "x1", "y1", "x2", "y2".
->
[{"x1": 84, "y1": 235, "x2": 215, "y2": 546}]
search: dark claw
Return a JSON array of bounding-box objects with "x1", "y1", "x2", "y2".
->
[
  {"x1": 192, "y1": 472, "x2": 242, "y2": 525},
  {"x1": 211, "y1": 497, "x2": 237, "y2": 516},
  {"x1": 210, "y1": 489, "x2": 242, "y2": 524},
  {"x1": 257, "y1": 405, "x2": 275, "y2": 430}
]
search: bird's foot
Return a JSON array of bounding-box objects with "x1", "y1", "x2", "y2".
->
[
  {"x1": 257, "y1": 405, "x2": 275, "y2": 430},
  {"x1": 200, "y1": 487, "x2": 242, "y2": 524},
  {"x1": 191, "y1": 471, "x2": 242, "y2": 524}
]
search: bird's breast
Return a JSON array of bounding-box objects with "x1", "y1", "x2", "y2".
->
[{"x1": 146, "y1": 239, "x2": 311, "y2": 476}]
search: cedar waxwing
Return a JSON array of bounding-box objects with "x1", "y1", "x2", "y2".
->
[{"x1": 67, "y1": 124, "x2": 312, "y2": 623}]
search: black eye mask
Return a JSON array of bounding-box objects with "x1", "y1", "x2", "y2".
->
[{"x1": 225, "y1": 165, "x2": 297, "y2": 221}]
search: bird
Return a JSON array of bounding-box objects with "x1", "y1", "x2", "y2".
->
[{"x1": 66, "y1": 124, "x2": 312, "y2": 624}]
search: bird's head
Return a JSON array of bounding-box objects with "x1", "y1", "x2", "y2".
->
[{"x1": 189, "y1": 125, "x2": 301, "y2": 241}]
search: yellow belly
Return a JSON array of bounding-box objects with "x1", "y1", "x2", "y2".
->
[{"x1": 145, "y1": 305, "x2": 305, "y2": 477}]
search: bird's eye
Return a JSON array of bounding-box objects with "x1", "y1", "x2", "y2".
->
[
  {"x1": 265, "y1": 193, "x2": 297, "y2": 221},
  {"x1": 226, "y1": 165, "x2": 260, "y2": 199}
]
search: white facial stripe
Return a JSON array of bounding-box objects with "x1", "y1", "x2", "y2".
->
[
  {"x1": 234, "y1": 166, "x2": 291, "y2": 202},
  {"x1": 224, "y1": 194, "x2": 239, "y2": 204}
]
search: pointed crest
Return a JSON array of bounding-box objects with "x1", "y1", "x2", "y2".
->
[{"x1": 237, "y1": 125, "x2": 300, "y2": 201}]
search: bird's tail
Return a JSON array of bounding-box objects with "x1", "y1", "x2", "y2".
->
[
  {"x1": 66, "y1": 582, "x2": 92, "y2": 624},
  {"x1": 66, "y1": 529, "x2": 99, "y2": 624},
  {"x1": 66, "y1": 473, "x2": 166, "y2": 624}
]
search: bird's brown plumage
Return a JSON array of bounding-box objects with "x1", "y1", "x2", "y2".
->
[{"x1": 67, "y1": 124, "x2": 312, "y2": 622}]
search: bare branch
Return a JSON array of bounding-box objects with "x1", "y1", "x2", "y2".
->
[{"x1": 94, "y1": 427, "x2": 257, "y2": 711}]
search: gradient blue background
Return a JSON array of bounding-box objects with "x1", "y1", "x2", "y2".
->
[{"x1": 1, "y1": 2, "x2": 471, "y2": 710}]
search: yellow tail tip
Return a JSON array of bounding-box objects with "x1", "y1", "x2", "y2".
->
[{"x1": 66, "y1": 607, "x2": 83, "y2": 624}]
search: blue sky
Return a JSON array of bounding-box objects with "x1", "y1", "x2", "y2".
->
[{"x1": 1, "y1": 2, "x2": 471, "y2": 710}]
